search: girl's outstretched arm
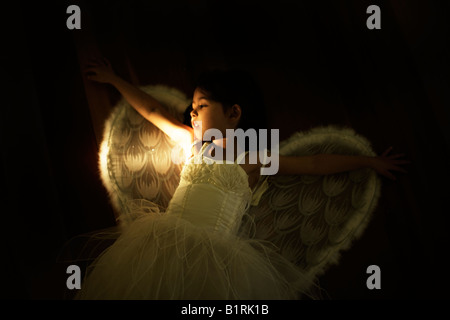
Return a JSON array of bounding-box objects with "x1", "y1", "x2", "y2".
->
[
  {"x1": 84, "y1": 57, "x2": 193, "y2": 147},
  {"x1": 278, "y1": 147, "x2": 409, "y2": 180}
]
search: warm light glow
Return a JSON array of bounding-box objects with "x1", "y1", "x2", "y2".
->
[{"x1": 99, "y1": 139, "x2": 109, "y2": 179}]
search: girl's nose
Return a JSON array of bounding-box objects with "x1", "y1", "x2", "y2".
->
[{"x1": 190, "y1": 108, "x2": 197, "y2": 118}]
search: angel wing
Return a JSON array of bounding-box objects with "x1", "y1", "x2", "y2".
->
[
  {"x1": 99, "y1": 85, "x2": 191, "y2": 226},
  {"x1": 244, "y1": 126, "x2": 381, "y2": 282},
  {"x1": 99, "y1": 85, "x2": 381, "y2": 288}
]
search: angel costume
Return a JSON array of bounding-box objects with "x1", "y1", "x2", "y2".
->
[{"x1": 75, "y1": 85, "x2": 381, "y2": 300}]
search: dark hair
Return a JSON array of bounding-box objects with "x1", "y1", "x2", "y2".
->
[{"x1": 183, "y1": 69, "x2": 268, "y2": 131}]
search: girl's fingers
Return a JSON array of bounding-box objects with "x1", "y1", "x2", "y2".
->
[
  {"x1": 393, "y1": 160, "x2": 411, "y2": 165},
  {"x1": 87, "y1": 57, "x2": 107, "y2": 66},
  {"x1": 101, "y1": 57, "x2": 111, "y2": 67},
  {"x1": 84, "y1": 67, "x2": 98, "y2": 75},
  {"x1": 392, "y1": 166, "x2": 407, "y2": 173},
  {"x1": 85, "y1": 62, "x2": 101, "y2": 70},
  {"x1": 381, "y1": 146, "x2": 393, "y2": 157},
  {"x1": 385, "y1": 171, "x2": 396, "y2": 180},
  {"x1": 388, "y1": 153, "x2": 405, "y2": 159},
  {"x1": 88, "y1": 58, "x2": 100, "y2": 65},
  {"x1": 85, "y1": 62, "x2": 97, "y2": 68}
]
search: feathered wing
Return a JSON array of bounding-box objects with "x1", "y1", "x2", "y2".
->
[
  {"x1": 58, "y1": 86, "x2": 190, "y2": 264},
  {"x1": 99, "y1": 86, "x2": 381, "y2": 285},
  {"x1": 244, "y1": 126, "x2": 382, "y2": 282},
  {"x1": 99, "y1": 85, "x2": 191, "y2": 226}
]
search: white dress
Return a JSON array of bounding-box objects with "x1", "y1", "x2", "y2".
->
[{"x1": 75, "y1": 143, "x2": 312, "y2": 300}]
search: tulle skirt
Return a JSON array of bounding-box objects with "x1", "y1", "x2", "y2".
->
[{"x1": 75, "y1": 210, "x2": 313, "y2": 300}]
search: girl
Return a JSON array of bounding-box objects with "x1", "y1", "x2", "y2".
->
[{"x1": 77, "y1": 58, "x2": 408, "y2": 299}]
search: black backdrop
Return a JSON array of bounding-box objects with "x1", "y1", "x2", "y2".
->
[{"x1": 1, "y1": 0, "x2": 449, "y2": 300}]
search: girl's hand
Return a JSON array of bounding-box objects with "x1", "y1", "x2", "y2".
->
[
  {"x1": 371, "y1": 147, "x2": 410, "y2": 180},
  {"x1": 84, "y1": 57, "x2": 116, "y2": 84}
]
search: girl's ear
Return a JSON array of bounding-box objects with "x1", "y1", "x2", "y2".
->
[{"x1": 228, "y1": 104, "x2": 242, "y2": 123}]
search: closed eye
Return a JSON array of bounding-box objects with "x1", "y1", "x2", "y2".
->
[
  {"x1": 198, "y1": 104, "x2": 207, "y2": 110},
  {"x1": 192, "y1": 99, "x2": 208, "y2": 112}
]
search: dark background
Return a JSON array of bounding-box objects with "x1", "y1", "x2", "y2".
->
[{"x1": 1, "y1": 0, "x2": 449, "y2": 299}]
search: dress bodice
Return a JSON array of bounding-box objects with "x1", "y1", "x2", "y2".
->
[{"x1": 165, "y1": 143, "x2": 252, "y2": 234}]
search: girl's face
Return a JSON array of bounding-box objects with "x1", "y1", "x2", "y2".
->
[{"x1": 191, "y1": 87, "x2": 239, "y2": 140}]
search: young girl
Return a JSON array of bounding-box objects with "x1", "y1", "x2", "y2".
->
[{"x1": 77, "y1": 58, "x2": 408, "y2": 299}]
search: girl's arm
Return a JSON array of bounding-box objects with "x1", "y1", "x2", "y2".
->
[
  {"x1": 85, "y1": 58, "x2": 193, "y2": 147},
  {"x1": 278, "y1": 147, "x2": 409, "y2": 180}
]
